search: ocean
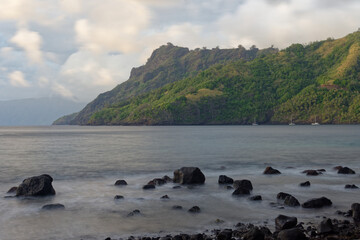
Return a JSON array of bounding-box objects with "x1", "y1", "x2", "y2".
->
[{"x1": 0, "y1": 125, "x2": 359, "y2": 240}]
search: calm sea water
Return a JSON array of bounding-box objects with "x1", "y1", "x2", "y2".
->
[{"x1": 0, "y1": 125, "x2": 359, "y2": 240}]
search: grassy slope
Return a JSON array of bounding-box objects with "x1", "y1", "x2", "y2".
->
[{"x1": 87, "y1": 32, "x2": 360, "y2": 125}]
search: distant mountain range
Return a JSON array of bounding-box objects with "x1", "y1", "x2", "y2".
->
[
  {"x1": 0, "y1": 97, "x2": 85, "y2": 126},
  {"x1": 55, "y1": 31, "x2": 360, "y2": 125}
]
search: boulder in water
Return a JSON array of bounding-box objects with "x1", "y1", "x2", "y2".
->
[
  {"x1": 299, "y1": 181, "x2": 310, "y2": 187},
  {"x1": 41, "y1": 203, "x2": 65, "y2": 210},
  {"x1": 275, "y1": 215, "x2": 297, "y2": 231},
  {"x1": 242, "y1": 227, "x2": 265, "y2": 240},
  {"x1": 338, "y1": 167, "x2": 355, "y2": 174},
  {"x1": 188, "y1": 206, "x2": 201, "y2": 213},
  {"x1": 232, "y1": 187, "x2": 250, "y2": 196},
  {"x1": 249, "y1": 195, "x2": 262, "y2": 201},
  {"x1": 218, "y1": 175, "x2": 233, "y2": 184},
  {"x1": 263, "y1": 167, "x2": 281, "y2": 175},
  {"x1": 351, "y1": 203, "x2": 360, "y2": 223},
  {"x1": 345, "y1": 184, "x2": 359, "y2": 189},
  {"x1": 302, "y1": 197, "x2": 332, "y2": 208},
  {"x1": 173, "y1": 167, "x2": 205, "y2": 184},
  {"x1": 302, "y1": 170, "x2": 321, "y2": 176},
  {"x1": 277, "y1": 228, "x2": 307, "y2": 240},
  {"x1": 284, "y1": 195, "x2": 300, "y2": 207},
  {"x1": 277, "y1": 192, "x2": 291, "y2": 200},
  {"x1": 7, "y1": 186, "x2": 17, "y2": 193},
  {"x1": 143, "y1": 184, "x2": 155, "y2": 190},
  {"x1": 233, "y1": 180, "x2": 253, "y2": 191},
  {"x1": 16, "y1": 174, "x2": 55, "y2": 197},
  {"x1": 114, "y1": 180, "x2": 127, "y2": 186},
  {"x1": 317, "y1": 218, "x2": 334, "y2": 234}
]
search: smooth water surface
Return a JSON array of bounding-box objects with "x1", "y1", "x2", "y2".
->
[{"x1": 0, "y1": 125, "x2": 359, "y2": 240}]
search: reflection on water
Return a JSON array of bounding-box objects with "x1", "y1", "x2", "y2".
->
[{"x1": 0, "y1": 125, "x2": 360, "y2": 240}]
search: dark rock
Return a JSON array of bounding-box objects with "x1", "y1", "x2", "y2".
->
[
  {"x1": 172, "y1": 205, "x2": 183, "y2": 210},
  {"x1": 351, "y1": 203, "x2": 360, "y2": 223},
  {"x1": 127, "y1": 209, "x2": 140, "y2": 217},
  {"x1": 334, "y1": 165, "x2": 343, "y2": 170},
  {"x1": 105, "y1": 237, "x2": 111, "y2": 240},
  {"x1": 143, "y1": 184, "x2": 156, "y2": 190},
  {"x1": 263, "y1": 166, "x2": 281, "y2": 175},
  {"x1": 161, "y1": 195, "x2": 169, "y2": 199},
  {"x1": 302, "y1": 197, "x2": 332, "y2": 208},
  {"x1": 277, "y1": 192, "x2": 291, "y2": 200},
  {"x1": 284, "y1": 195, "x2": 300, "y2": 207},
  {"x1": 277, "y1": 228, "x2": 307, "y2": 240},
  {"x1": 243, "y1": 227, "x2": 264, "y2": 240},
  {"x1": 317, "y1": 169, "x2": 326, "y2": 172},
  {"x1": 190, "y1": 234, "x2": 203, "y2": 240},
  {"x1": 16, "y1": 174, "x2": 56, "y2": 197},
  {"x1": 317, "y1": 218, "x2": 333, "y2": 234},
  {"x1": 232, "y1": 187, "x2": 250, "y2": 196},
  {"x1": 148, "y1": 178, "x2": 166, "y2": 186},
  {"x1": 173, "y1": 167, "x2": 205, "y2": 184},
  {"x1": 41, "y1": 203, "x2": 65, "y2": 210},
  {"x1": 216, "y1": 229, "x2": 232, "y2": 240},
  {"x1": 218, "y1": 175, "x2": 233, "y2": 184},
  {"x1": 275, "y1": 215, "x2": 298, "y2": 230},
  {"x1": 233, "y1": 180, "x2": 253, "y2": 191},
  {"x1": 7, "y1": 186, "x2": 17, "y2": 193},
  {"x1": 302, "y1": 170, "x2": 320, "y2": 176},
  {"x1": 173, "y1": 185, "x2": 181, "y2": 189},
  {"x1": 249, "y1": 195, "x2": 262, "y2": 201},
  {"x1": 300, "y1": 181, "x2": 310, "y2": 187},
  {"x1": 338, "y1": 167, "x2": 355, "y2": 174},
  {"x1": 162, "y1": 175, "x2": 173, "y2": 183},
  {"x1": 114, "y1": 195, "x2": 124, "y2": 200},
  {"x1": 188, "y1": 206, "x2": 201, "y2": 213},
  {"x1": 115, "y1": 179, "x2": 127, "y2": 186},
  {"x1": 345, "y1": 184, "x2": 359, "y2": 189},
  {"x1": 226, "y1": 186, "x2": 233, "y2": 190}
]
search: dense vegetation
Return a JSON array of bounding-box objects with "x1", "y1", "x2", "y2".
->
[
  {"x1": 56, "y1": 31, "x2": 360, "y2": 125},
  {"x1": 68, "y1": 43, "x2": 276, "y2": 125}
]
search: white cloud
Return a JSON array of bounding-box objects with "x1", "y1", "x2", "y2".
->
[
  {"x1": 8, "y1": 71, "x2": 30, "y2": 87},
  {"x1": 10, "y1": 28, "x2": 43, "y2": 63},
  {"x1": 52, "y1": 82, "x2": 74, "y2": 99},
  {"x1": 74, "y1": 0, "x2": 151, "y2": 53},
  {"x1": 38, "y1": 77, "x2": 49, "y2": 87}
]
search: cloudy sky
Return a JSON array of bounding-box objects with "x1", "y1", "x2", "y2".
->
[{"x1": 0, "y1": 0, "x2": 359, "y2": 102}]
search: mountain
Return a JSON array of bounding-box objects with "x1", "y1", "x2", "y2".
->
[
  {"x1": 0, "y1": 97, "x2": 85, "y2": 126},
  {"x1": 67, "y1": 43, "x2": 278, "y2": 125},
  {"x1": 61, "y1": 31, "x2": 360, "y2": 125}
]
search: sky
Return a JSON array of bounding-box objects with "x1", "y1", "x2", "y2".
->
[{"x1": 0, "y1": 0, "x2": 359, "y2": 102}]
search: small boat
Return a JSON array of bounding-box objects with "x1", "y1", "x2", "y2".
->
[
  {"x1": 289, "y1": 116, "x2": 295, "y2": 126},
  {"x1": 311, "y1": 116, "x2": 320, "y2": 126},
  {"x1": 252, "y1": 117, "x2": 258, "y2": 126}
]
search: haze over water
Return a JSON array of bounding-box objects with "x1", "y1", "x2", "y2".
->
[{"x1": 0, "y1": 125, "x2": 359, "y2": 240}]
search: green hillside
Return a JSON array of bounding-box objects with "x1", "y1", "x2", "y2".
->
[
  {"x1": 68, "y1": 43, "x2": 276, "y2": 125},
  {"x1": 59, "y1": 31, "x2": 360, "y2": 125}
]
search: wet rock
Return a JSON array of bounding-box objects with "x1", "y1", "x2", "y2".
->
[
  {"x1": 188, "y1": 206, "x2": 201, "y2": 213},
  {"x1": 162, "y1": 175, "x2": 173, "y2": 183},
  {"x1": 302, "y1": 170, "x2": 321, "y2": 176},
  {"x1": 114, "y1": 195, "x2": 124, "y2": 200},
  {"x1": 243, "y1": 227, "x2": 264, "y2": 240},
  {"x1": 143, "y1": 184, "x2": 156, "y2": 190},
  {"x1": 127, "y1": 209, "x2": 141, "y2": 217},
  {"x1": 249, "y1": 195, "x2": 262, "y2": 201},
  {"x1": 7, "y1": 186, "x2": 17, "y2": 193},
  {"x1": 161, "y1": 195, "x2": 169, "y2": 199},
  {"x1": 275, "y1": 215, "x2": 298, "y2": 230},
  {"x1": 263, "y1": 166, "x2": 281, "y2": 175},
  {"x1": 302, "y1": 197, "x2": 332, "y2": 208},
  {"x1": 172, "y1": 205, "x2": 183, "y2": 210},
  {"x1": 277, "y1": 192, "x2": 291, "y2": 200},
  {"x1": 226, "y1": 186, "x2": 233, "y2": 190},
  {"x1": 232, "y1": 187, "x2": 250, "y2": 196},
  {"x1": 148, "y1": 178, "x2": 167, "y2": 186},
  {"x1": 334, "y1": 165, "x2": 343, "y2": 170},
  {"x1": 317, "y1": 169, "x2": 326, "y2": 172},
  {"x1": 233, "y1": 180, "x2": 253, "y2": 191},
  {"x1": 277, "y1": 228, "x2": 307, "y2": 240},
  {"x1": 317, "y1": 218, "x2": 334, "y2": 234},
  {"x1": 16, "y1": 174, "x2": 55, "y2": 197},
  {"x1": 338, "y1": 167, "x2": 355, "y2": 174},
  {"x1": 345, "y1": 184, "x2": 359, "y2": 189},
  {"x1": 173, "y1": 167, "x2": 205, "y2": 184},
  {"x1": 218, "y1": 175, "x2": 233, "y2": 184},
  {"x1": 173, "y1": 185, "x2": 181, "y2": 189},
  {"x1": 190, "y1": 233, "x2": 203, "y2": 240},
  {"x1": 300, "y1": 181, "x2": 310, "y2": 187},
  {"x1": 105, "y1": 237, "x2": 111, "y2": 240},
  {"x1": 216, "y1": 229, "x2": 232, "y2": 240},
  {"x1": 41, "y1": 203, "x2": 65, "y2": 210},
  {"x1": 284, "y1": 195, "x2": 300, "y2": 207},
  {"x1": 351, "y1": 203, "x2": 360, "y2": 223},
  {"x1": 115, "y1": 179, "x2": 127, "y2": 186}
]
